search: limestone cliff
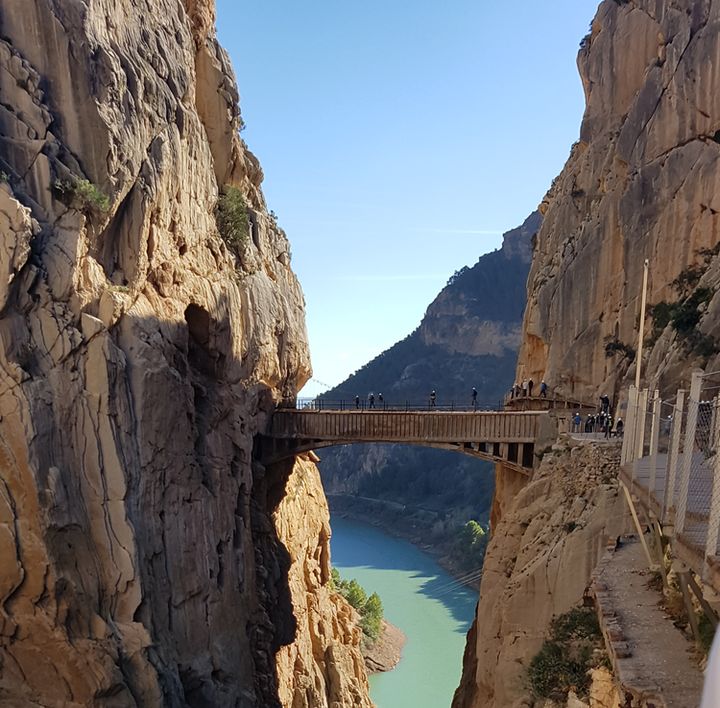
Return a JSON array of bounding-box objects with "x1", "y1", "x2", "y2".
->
[
  {"x1": 456, "y1": 2, "x2": 720, "y2": 706},
  {"x1": 453, "y1": 443, "x2": 625, "y2": 708},
  {"x1": 274, "y1": 456, "x2": 371, "y2": 708},
  {"x1": 517, "y1": 0, "x2": 720, "y2": 401},
  {"x1": 0, "y1": 1, "x2": 368, "y2": 706}
]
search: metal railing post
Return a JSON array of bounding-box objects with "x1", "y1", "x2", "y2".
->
[
  {"x1": 663, "y1": 390, "x2": 685, "y2": 521},
  {"x1": 676, "y1": 371, "x2": 703, "y2": 534},
  {"x1": 648, "y1": 389, "x2": 661, "y2": 500},
  {"x1": 636, "y1": 388, "x2": 649, "y2": 460},
  {"x1": 633, "y1": 388, "x2": 648, "y2": 482}
]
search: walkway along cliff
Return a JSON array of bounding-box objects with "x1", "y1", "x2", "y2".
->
[
  {"x1": 455, "y1": 1, "x2": 720, "y2": 706},
  {"x1": 0, "y1": 1, "x2": 371, "y2": 706}
]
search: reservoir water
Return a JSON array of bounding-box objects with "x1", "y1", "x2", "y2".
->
[{"x1": 330, "y1": 517, "x2": 477, "y2": 708}]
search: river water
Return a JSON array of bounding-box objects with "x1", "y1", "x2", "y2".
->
[{"x1": 330, "y1": 517, "x2": 477, "y2": 708}]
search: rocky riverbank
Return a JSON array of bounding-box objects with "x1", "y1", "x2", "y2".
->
[{"x1": 363, "y1": 621, "x2": 407, "y2": 674}]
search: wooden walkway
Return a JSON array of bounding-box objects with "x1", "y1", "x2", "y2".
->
[
  {"x1": 592, "y1": 538, "x2": 704, "y2": 707},
  {"x1": 257, "y1": 409, "x2": 554, "y2": 473}
]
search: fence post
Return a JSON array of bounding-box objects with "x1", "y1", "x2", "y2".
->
[
  {"x1": 622, "y1": 386, "x2": 637, "y2": 464},
  {"x1": 632, "y1": 388, "x2": 649, "y2": 482},
  {"x1": 663, "y1": 389, "x2": 685, "y2": 522},
  {"x1": 705, "y1": 393, "x2": 720, "y2": 567},
  {"x1": 636, "y1": 388, "x2": 649, "y2": 460},
  {"x1": 648, "y1": 389, "x2": 661, "y2": 501},
  {"x1": 676, "y1": 371, "x2": 703, "y2": 534}
]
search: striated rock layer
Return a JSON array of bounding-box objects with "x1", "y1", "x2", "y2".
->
[
  {"x1": 517, "y1": 0, "x2": 720, "y2": 401},
  {"x1": 0, "y1": 1, "x2": 369, "y2": 706},
  {"x1": 273, "y1": 456, "x2": 371, "y2": 708},
  {"x1": 453, "y1": 443, "x2": 625, "y2": 708},
  {"x1": 456, "y1": 2, "x2": 720, "y2": 705}
]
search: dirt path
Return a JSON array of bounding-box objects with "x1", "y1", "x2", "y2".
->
[{"x1": 593, "y1": 538, "x2": 705, "y2": 707}]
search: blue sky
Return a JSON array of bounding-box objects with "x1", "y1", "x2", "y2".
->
[{"x1": 216, "y1": 1, "x2": 600, "y2": 397}]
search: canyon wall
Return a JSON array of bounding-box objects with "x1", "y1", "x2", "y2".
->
[
  {"x1": 453, "y1": 443, "x2": 625, "y2": 708},
  {"x1": 0, "y1": 1, "x2": 368, "y2": 706},
  {"x1": 457, "y1": 1, "x2": 720, "y2": 705},
  {"x1": 518, "y1": 0, "x2": 720, "y2": 402}
]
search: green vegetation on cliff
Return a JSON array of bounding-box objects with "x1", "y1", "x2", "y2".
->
[
  {"x1": 215, "y1": 185, "x2": 250, "y2": 255},
  {"x1": 450, "y1": 520, "x2": 488, "y2": 573},
  {"x1": 528, "y1": 606, "x2": 607, "y2": 701},
  {"x1": 331, "y1": 568, "x2": 384, "y2": 642}
]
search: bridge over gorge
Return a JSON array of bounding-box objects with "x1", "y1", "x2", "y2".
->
[{"x1": 257, "y1": 406, "x2": 559, "y2": 474}]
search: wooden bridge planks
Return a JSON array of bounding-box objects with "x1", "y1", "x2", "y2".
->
[{"x1": 268, "y1": 410, "x2": 543, "y2": 444}]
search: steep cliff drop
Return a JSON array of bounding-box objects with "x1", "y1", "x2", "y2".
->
[
  {"x1": 455, "y1": 0, "x2": 720, "y2": 706},
  {"x1": 0, "y1": 1, "x2": 370, "y2": 706},
  {"x1": 519, "y1": 0, "x2": 720, "y2": 400}
]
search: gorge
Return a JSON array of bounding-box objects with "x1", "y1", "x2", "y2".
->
[{"x1": 2, "y1": 0, "x2": 720, "y2": 707}]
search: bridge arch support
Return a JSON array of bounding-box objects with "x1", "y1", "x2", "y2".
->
[{"x1": 256, "y1": 410, "x2": 555, "y2": 475}]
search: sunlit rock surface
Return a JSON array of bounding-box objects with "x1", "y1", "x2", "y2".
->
[
  {"x1": 516, "y1": 0, "x2": 720, "y2": 401},
  {"x1": 0, "y1": 1, "x2": 369, "y2": 705}
]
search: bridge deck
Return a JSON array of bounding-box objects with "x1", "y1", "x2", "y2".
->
[
  {"x1": 259, "y1": 409, "x2": 551, "y2": 473},
  {"x1": 269, "y1": 409, "x2": 541, "y2": 443}
]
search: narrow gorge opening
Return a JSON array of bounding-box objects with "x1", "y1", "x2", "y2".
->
[{"x1": 316, "y1": 442, "x2": 495, "y2": 706}]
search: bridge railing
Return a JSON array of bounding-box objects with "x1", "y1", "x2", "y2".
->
[
  {"x1": 284, "y1": 397, "x2": 503, "y2": 412},
  {"x1": 621, "y1": 370, "x2": 720, "y2": 585}
]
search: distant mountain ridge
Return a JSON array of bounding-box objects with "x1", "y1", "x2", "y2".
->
[
  {"x1": 320, "y1": 211, "x2": 539, "y2": 407},
  {"x1": 318, "y1": 212, "x2": 540, "y2": 536}
]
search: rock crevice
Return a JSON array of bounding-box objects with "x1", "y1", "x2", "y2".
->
[{"x1": 0, "y1": 1, "x2": 367, "y2": 706}]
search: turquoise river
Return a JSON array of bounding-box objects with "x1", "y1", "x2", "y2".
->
[{"x1": 330, "y1": 517, "x2": 477, "y2": 708}]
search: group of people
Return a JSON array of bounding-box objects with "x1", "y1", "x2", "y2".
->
[
  {"x1": 429, "y1": 388, "x2": 480, "y2": 409},
  {"x1": 509, "y1": 379, "x2": 548, "y2": 399},
  {"x1": 572, "y1": 394, "x2": 624, "y2": 438},
  {"x1": 353, "y1": 388, "x2": 481, "y2": 410},
  {"x1": 355, "y1": 393, "x2": 385, "y2": 409}
]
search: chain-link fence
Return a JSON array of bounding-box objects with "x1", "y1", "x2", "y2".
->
[{"x1": 621, "y1": 371, "x2": 720, "y2": 580}]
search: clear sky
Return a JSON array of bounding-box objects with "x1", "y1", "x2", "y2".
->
[{"x1": 216, "y1": 1, "x2": 600, "y2": 397}]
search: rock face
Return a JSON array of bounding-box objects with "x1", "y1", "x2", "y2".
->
[
  {"x1": 0, "y1": 2, "x2": 368, "y2": 706},
  {"x1": 452, "y1": 443, "x2": 625, "y2": 708},
  {"x1": 517, "y1": 0, "x2": 720, "y2": 401},
  {"x1": 457, "y1": 2, "x2": 720, "y2": 704},
  {"x1": 273, "y1": 456, "x2": 371, "y2": 708}
]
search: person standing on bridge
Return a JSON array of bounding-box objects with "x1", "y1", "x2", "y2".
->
[
  {"x1": 528, "y1": 379, "x2": 534, "y2": 397},
  {"x1": 471, "y1": 387, "x2": 478, "y2": 410},
  {"x1": 429, "y1": 390, "x2": 436, "y2": 408},
  {"x1": 604, "y1": 415, "x2": 613, "y2": 439},
  {"x1": 378, "y1": 393, "x2": 384, "y2": 409},
  {"x1": 521, "y1": 380, "x2": 528, "y2": 397},
  {"x1": 540, "y1": 380, "x2": 547, "y2": 398},
  {"x1": 355, "y1": 395, "x2": 360, "y2": 409},
  {"x1": 572, "y1": 410, "x2": 581, "y2": 433},
  {"x1": 600, "y1": 393, "x2": 610, "y2": 414},
  {"x1": 368, "y1": 393, "x2": 375, "y2": 409}
]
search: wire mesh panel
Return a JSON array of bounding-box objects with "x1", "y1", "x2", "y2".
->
[
  {"x1": 663, "y1": 397, "x2": 686, "y2": 522},
  {"x1": 619, "y1": 373, "x2": 720, "y2": 575},
  {"x1": 657, "y1": 400, "x2": 675, "y2": 454},
  {"x1": 699, "y1": 374, "x2": 720, "y2": 561}
]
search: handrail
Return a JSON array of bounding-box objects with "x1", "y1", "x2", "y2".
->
[{"x1": 283, "y1": 398, "x2": 503, "y2": 412}]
